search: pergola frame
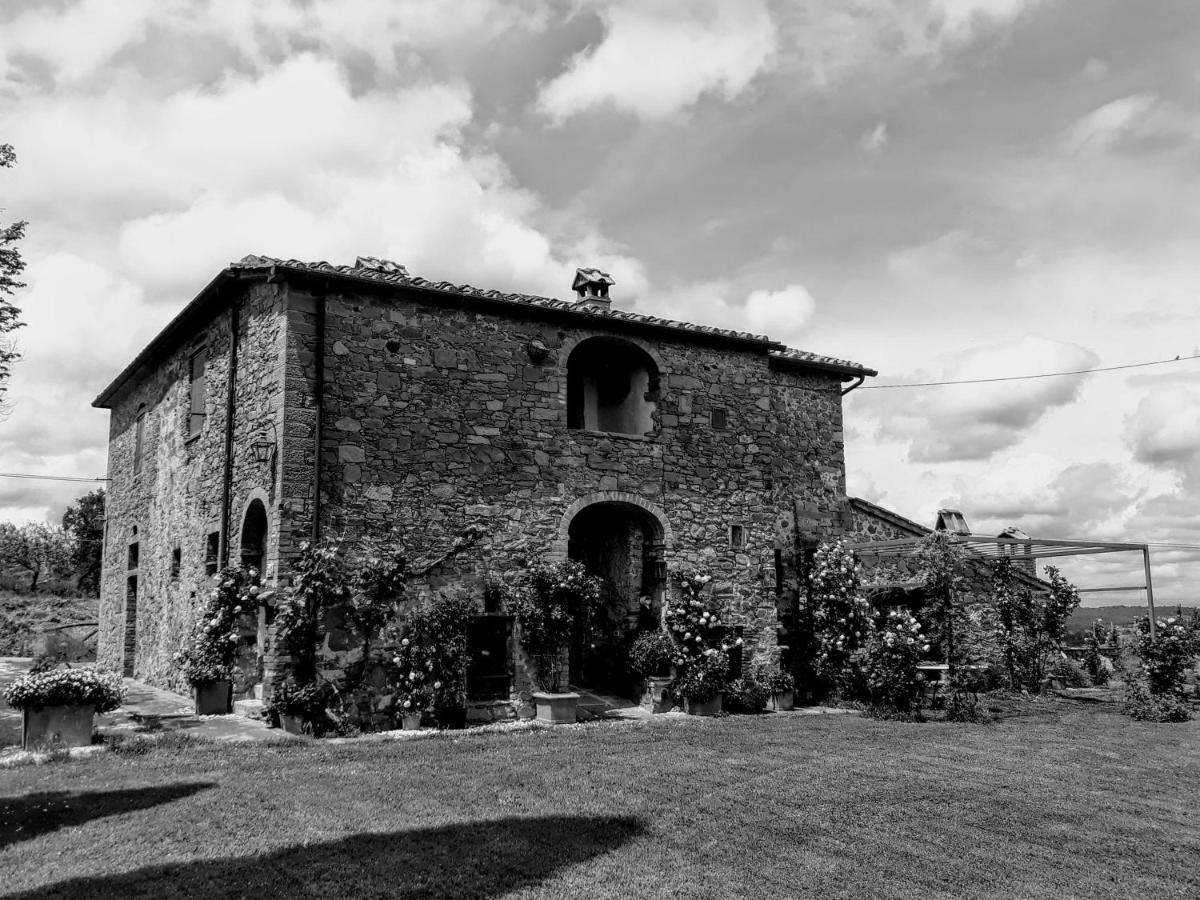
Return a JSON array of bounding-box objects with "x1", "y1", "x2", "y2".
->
[{"x1": 847, "y1": 534, "x2": 1159, "y2": 637}]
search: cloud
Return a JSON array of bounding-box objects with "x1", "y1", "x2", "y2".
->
[
  {"x1": 860, "y1": 122, "x2": 889, "y2": 154},
  {"x1": 1128, "y1": 385, "x2": 1200, "y2": 470},
  {"x1": 1062, "y1": 93, "x2": 1158, "y2": 156},
  {"x1": 776, "y1": 0, "x2": 1049, "y2": 89},
  {"x1": 637, "y1": 279, "x2": 816, "y2": 345},
  {"x1": 537, "y1": 0, "x2": 778, "y2": 121},
  {"x1": 863, "y1": 337, "x2": 1099, "y2": 462}
]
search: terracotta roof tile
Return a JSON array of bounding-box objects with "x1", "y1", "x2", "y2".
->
[{"x1": 234, "y1": 255, "x2": 874, "y2": 376}]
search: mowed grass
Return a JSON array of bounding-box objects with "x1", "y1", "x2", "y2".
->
[{"x1": 1, "y1": 701, "x2": 1197, "y2": 899}]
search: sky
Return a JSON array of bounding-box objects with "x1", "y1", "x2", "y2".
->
[{"x1": 1, "y1": 0, "x2": 1198, "y2": 607}]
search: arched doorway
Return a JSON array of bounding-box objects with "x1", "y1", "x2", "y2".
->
[
  {"x1": 566, "y1": 500, "x2": 667, "y2": 696},
  {"x1": 235, "y1": 499, "x2": 268, "y2": 700}
]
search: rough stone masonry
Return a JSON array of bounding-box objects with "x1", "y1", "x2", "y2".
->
[{"x1": 92, "y1": 256, "x2": 876, "y2": 716}]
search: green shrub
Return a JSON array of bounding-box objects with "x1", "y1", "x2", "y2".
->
[
  {"x1": 673, "y1": 652, "x2": 729, "y2": 703},
  {"x1": 1048, "y1": 656, "x2": 1092, "y2": 688},
  {"x1": 628, "y1": 630, "x2": 673, "y2": 678},
  {"x1": 723, "y1": 676, "x2": 769, "y2": 713},
  {"x1": 1123, "y1": 681, "x2": 1192, "y2": 723}
]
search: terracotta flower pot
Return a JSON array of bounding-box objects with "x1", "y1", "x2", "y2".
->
[
  {"x1": 772, "y1": 690, "x2": 795, "y2": 711},
  {"x1": 532, "y1": 691, "x2": 579, "y2": 724},
  {"x1": 280, "y1": 713, "x2": 306, "y2": 735},
  {"x1": 22, "y1": 705, "x2": 95, "y2": 750},
  {"x1": 401, "y1": 712, "x2": 424, "y2": 731},
  {"x1": 194, "y1": 680, "x2": 232, "y2": 716},
  {"x1": 685, "y1": 694, "x2": 723, "y2": 717}
]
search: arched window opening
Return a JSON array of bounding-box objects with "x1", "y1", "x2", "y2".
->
[
  {"x1": 567, "y1": 338, "x2": 659, "y2": 436},
  {"x1": 240, "y1": 500, "x2": 268, "y2": 573}
]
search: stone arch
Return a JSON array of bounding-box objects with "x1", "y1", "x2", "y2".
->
[
  {"x1": 553, "y1": 491, "x2": 673, "y2": 558},
  {"x1": 238, "y1": 495, "x2": 269, "y2": 573},
  {"x1": 557, "y1": 331, "x2": 667, "y2": 378}
]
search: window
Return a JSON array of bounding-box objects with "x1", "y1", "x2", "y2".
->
[
  {"x1": 170, "y1": 546, "x2": 182, "y2": 580},
  {"x1": 133, "y1": 405, "x2": 146, "y2": 474},
  {"x1": 205, "y1": 531, "x2": 220, "y2": 577},
  {"x1": 567, "y1": 337, "x2": 659, "y2": 436},
  {"x1": 127, "y1": 541, "x2": 139, "y2": 571},
  {"x1": 188, "y1": 348, "x2": 207, "y2": 439},
  {"x1": 711, "y1": 407, "x2": 728, "y2": 430},
  {"x1": 729, "y1": 524, "x2": 746, "y2": 549}
]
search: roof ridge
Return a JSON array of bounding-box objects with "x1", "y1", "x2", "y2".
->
[{"x1": 237, "y1": 254, "x2": 875, "y2": 374}]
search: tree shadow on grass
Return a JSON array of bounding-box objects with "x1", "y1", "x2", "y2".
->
[
  {"x1": 0, "y1": 782, "x2": 215, "y2": 850},
  {"x1": 8, "y1": 814, "x2": 646, "y2": 900}
]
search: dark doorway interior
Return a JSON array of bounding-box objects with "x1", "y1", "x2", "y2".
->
[
  {"x1": 235, "y1": 500, "x2": 269, "y2": 699},
  {"x1": 567, "y1": 502, "x2": 665, "y2": 696}
]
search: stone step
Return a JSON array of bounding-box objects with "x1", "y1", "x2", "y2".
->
[{"x1": 234, "y1": 698, "x2": 265, "y2": 720}]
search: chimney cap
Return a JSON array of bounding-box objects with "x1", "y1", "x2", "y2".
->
[
  {"x1": 935, "y1": 508, "x2": 971, "y2": 536},
  {"x1": 355, "y1": 256, "x2": 410, "y2": 276},
  {"x1": 997, "y1": 526, "x2": 1030, "y2": 541},
  {"x1": 572, "y1": 266, "x2": 615, "y2": 302}
]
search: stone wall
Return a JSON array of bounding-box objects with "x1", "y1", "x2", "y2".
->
[
  {"x1": 282, "y1": 283, "x2": 852, "y2": 701},
  {"x1": 97, "y1": 283, "x2": 287, "y2": 694}
]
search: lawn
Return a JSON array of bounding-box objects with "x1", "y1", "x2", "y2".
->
[{"x1": 1, "y1": 701, "x2": 1197, "y2": 899}]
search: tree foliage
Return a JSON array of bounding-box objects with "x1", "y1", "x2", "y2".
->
[
  {"x1": 62, "y1": 488, "x2": 105, "y2": 596},
  {"x1": 0, "y1": 143, "x2": 26, "y2": 401},
  {"x1": 0, "y1": 521, "x2": 74, "y2": 592}
]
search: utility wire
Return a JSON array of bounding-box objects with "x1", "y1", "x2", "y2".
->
[
  {"x1": 0, "y1": 472, "x2": 109, "y2": 483},
  {"x1": 859, "y1": 353, "x2": 1200, "y2": 389}
]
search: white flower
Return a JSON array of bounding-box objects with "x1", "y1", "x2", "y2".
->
[{"x1": 433, "y1": 681, "x2": 442, "y2": 689}]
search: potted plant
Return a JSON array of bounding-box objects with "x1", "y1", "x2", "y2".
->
[
  {"x1": 511, "y1": 559, "x2": 603, "y2": 724},
  {"x1": 628, "y1": 630, "x2": 675, "y2": 713},
  {"x1": 675, "y1": 652, "x2": 729, "y2": 716},
  {"x1": 267, "y1": 679, "x2": 332, "y2": 735},
  {"x1": 389, "y1": 591, "x2": 476, "y2": 730},
  {"x1": 4, "y1": 662, "x2": 125, "y2": 750},
  {"x1": 175, "y1": 565, "x2": 258, "y2": 715},
  {"x1": 751, "y1": 660, "x2": 795, "y2": 711}
]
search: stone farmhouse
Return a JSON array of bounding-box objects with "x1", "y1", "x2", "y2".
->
[{"x1": 93, "y1": 255, "x2": 879, "y2": 711}]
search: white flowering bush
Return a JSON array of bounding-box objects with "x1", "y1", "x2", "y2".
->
[
  {"x1": 5, "y1": 664, "x2": 125, "y2": 712},
  {"x1": 808, "y1": 541, "x2": 872, "y2": 692},
  {"x1": 664, "y1": 566, "x2": 741, "y2": 665},
  {"x1": 1132, "y1": 616, "x2": 1199, "y2": 697},
  {"x1": 854, "y1": 610, "x2": 929, "y2": 713},
  {"x1": 174, "y1": 565, "x2": 258, "y2": 685}
]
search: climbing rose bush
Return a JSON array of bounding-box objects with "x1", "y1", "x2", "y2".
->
[
  {"x1": 175, "y1": 565, "x2": 258, "y2": 685},
  {"x1": 664, "y1": 566, "x2": 741, "y2": 665},
  {"x1": 808, "y1": 541, "x2": 872, "y2": 688},
  {"x1": 5, "y1": 665, "x2": 125, "y2": 712}
]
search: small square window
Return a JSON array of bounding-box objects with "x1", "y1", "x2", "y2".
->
[
  {"x1": 711, "y1": 407, "x2": 728, "y2": 430},
  {"x1": 729, "y1": 524, "x2": 746, "y2": 549},
  {"x1": 170, "y1": 547, "x2": 182, "y2": 580}
]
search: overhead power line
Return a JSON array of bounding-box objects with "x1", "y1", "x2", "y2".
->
[
  {"x1": 859, "y1": 353, "x2": 1200, "y2": 389},
  {"x1": 0, "y1": 472, "x2": 109, "y2": 483}
]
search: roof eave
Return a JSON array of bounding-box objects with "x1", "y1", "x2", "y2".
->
[
  {"x1": 91, "y1": 265, "x2": 269, "y2": 409},
  {"x1": 769, "y1": 354, "x2": 878, "y2": 380}
]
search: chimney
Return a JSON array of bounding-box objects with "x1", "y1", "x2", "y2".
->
[
  {"x1": 997, "y1": 525, "x2": 1036, "y2": 577},
  {"x1": 572, "y1": 267, "x2": 615, "y2": 311},
  {"x1": 934, "y1": 508, "x2": 970, "y2": 536}
]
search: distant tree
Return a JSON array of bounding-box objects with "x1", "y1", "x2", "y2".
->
[
  {"x1": 0, "y1": 143, "x2": 26, "y2": 404},
  {"x1": 62, "y1": 488, "x2": 105, "y2": 596},
  {"x1": 0, "y1": 521, "x2": 73, "y2": 593}
]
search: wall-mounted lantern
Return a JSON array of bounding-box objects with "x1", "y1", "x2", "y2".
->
[{"x1": 250, "y1": 421, "x2": 278, "y2": 469}]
